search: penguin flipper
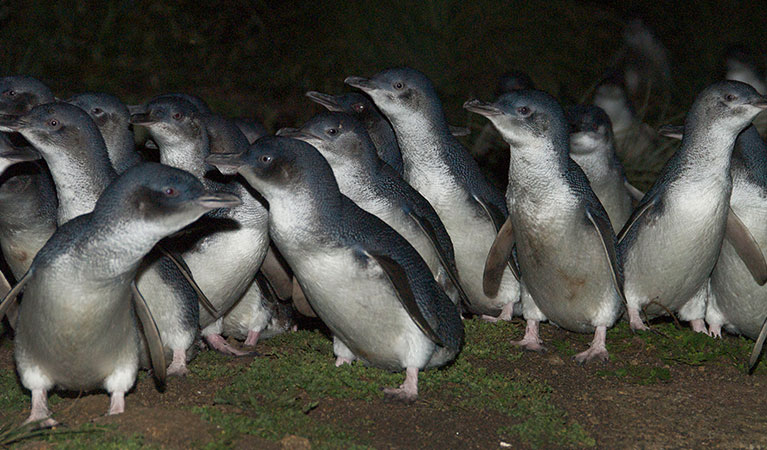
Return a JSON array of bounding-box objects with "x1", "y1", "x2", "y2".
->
[
  {"x1": 483, "y1": 217, "x2": 516, "y2": 297},
  {"x1": 472, "y1": 194, "x2": 520, "y2": 282},
  {"x1": 725, "y1": 207, "x2": 767, "y2": 285},
  {"x1": 407, "y1": 209, "x2": 472, "y2": 307},
  {"x1": 617, "y1": 195, "x2": 658, "y2": 244},
  {"x1": 749, "y1": 315, "x2": 767, "y2": 373},
  {"x1": 157, "y1": 245, "x2": 219, "y2": 318},
  {"x1": 362, "y1": 248, "x2": 444, "y2": 347},
  {"x1": 586, "y1": 208, "x2": 627, "y2": 307},
  {"x1": 131, "y1": 280, "x2": 167, "y2": 384},
  {"x1": 657, "y1": 124, "x2": 683, "y2": 140},
  {"x1": 624, "y1": 181, "x2": 645, "y2": 203},
  {"x1": 260, "y1": 246, "x2": 294, "y2": 301},
  {"x1": 0, "y1": 269, "x2": 30, "y2": 322}
]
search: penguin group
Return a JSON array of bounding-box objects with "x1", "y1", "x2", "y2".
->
[{"x1": 2, "y1": 25, "x2": 767, "y2": 428}]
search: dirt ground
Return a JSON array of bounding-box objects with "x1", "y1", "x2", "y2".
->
[{"x1": 2, "y1": 317, "x2": 766, "y2": 449}]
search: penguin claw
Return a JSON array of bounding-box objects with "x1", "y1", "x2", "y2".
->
[
  {"x1": 511, "y1": 338, "x2": 546, "y2": 353},
  {"x1": 204, "y1": 334, "x2": 259, "y2": 357},
  {"x1": 382, "y1": 386, "x2": 418, "y2": 404},
  {"x1": 25, "y1": 417, "x2": 59, "y2": 429},
  {"x1": 709, "y1": 324, "x2": 723, "y2": 339},
  {"x1": 573, "y1": 347, "x2": 609, "y2": 365}
]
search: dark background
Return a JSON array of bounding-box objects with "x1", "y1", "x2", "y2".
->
[{"x1": 1, "y1": 0, "x2": 765, "y2": 131}]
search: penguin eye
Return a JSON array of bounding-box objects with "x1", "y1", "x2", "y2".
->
[
  {"x1": 163, "y1": 187, "x2": 178, "y2": 197},
  {"x1": 393, "y1": 82, "x2": 404, "y2": 90},
  {"x1": 352, "y1": 103, "x2": 365, "y2": 113},
  {"x1": 517, "y1": 106, "x2": 531, "y2": 116},
  {"x1": 48, "y1": 119, "x2": 59, "y2": 127},
  {"x1": 260, "y1": 155, "x2": 272, "y2": 164},
  {"x1": 327, "y1": 128, "x2": 338, "y2": 136},
  {"x1": 3, "y1": 90, "x2": 16, "y2": 97},
  {"x1": 725, "y1": 94, "x2": 737, "y2": 102},
  {"x1": 172, "y1": 112, "x2": 183, "y2": 121},
  {"x1": 91, "y1": 107, "x2": 103, "y2": 115}
]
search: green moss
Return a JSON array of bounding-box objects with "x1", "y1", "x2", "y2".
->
[
  {"x1": 462, "y1": 319, "x2": 524, "y2": 361},
  {"x1": 0, "y1": 369, "x2": 26, "y2": 414},
  {"x1": 188, "y1": 348, "x2": 246, "y2": 380}
]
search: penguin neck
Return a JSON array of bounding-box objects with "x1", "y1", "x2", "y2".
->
[
  {"x1": 678, "y1": 122, "x2": 739, "y2": 181},
  {"x1": 43, "y1": 145, "x2": 116, "y2": 225},
  {"x1": 157, "y1": 131, "x2": 210, "y2": 183},
  {"x1": 105, "y1": 123, "x2": 141, "y2": 174},
  {"x1": 267, "y1": 182, "x2": 344, "y2": 246},
  {"x1": 387, "y1": 110, "x2": 453, "y2": 171},
  {"x1": 569, "y1": 140, "x2": 617, "y2": 185},
  {"x1": 329, "y1": 158, "x2": 379, "y2": 207},
  {"x1": 734, "y1": 125, "x2": 767, "y2": 188},
  {"x1": 507, "y1": 140, "x2": 571, "y2": 204}
]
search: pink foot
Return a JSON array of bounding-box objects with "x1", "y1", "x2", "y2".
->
[
  {"x1": 244, "y1": 330, "x2": 260, "y2": 347},
  {"x1": 205, "y1": 334, "x2": 256, "y2": 357},
  {"x1": 335, "y1": 356, "x2": 354, "y2": 367},
  {"x1": 709, "y1": 323, "x2": 722, "y2": 339},
  {"x1": 628, "y1": 307, "x2": 649, "y2": 331},
  {"x1": 383, "y1": 367, "x2": 418, "y2": 403},
  {"x1": 24, "y1": 389, "x2": 58, "y2": 428},
  {"x1": 167, "y1": 348, "x2": 189, "y2": 376},
  {"x1": 574, "y1": 326, "x2": 609, "y2": 365},
  {"x1": 481, "y1": 301, "x2": 515, "y2": 322},
  {"x1": 511, "y1": 319, "x2": 546, "y2": 352},
  {"x1": 108, "y1": 392, "x2": 125, "y2": 415},
  {"x1": 690, "y1": 319, "x2": 709, "y2": 335}
]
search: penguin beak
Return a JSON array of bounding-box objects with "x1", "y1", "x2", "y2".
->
[
  {"x1": 0, "y1": 114, "x2": 25, "y2": 132},
  {"x1": 195, "y1": 192, "x2": 242, "y2": 210},
  {"x1": 463, "y1": 99, "x2": 504, "y2": 117},
  {"x1": 657, "y1": 124, "x2": 684, "y2": 140},
  {"x1": 126, "y1": 104, "x2": 146, "y2": 115},
  {"x1": 130, "y1": 112, "x2": 156, "y2": 126},
  {"x1": 344, "y1": 76, "x2": 376, "y2": 92},
  {"x1": 205, "y1": 153, "x2": 245, "y2": 176},
  {"x1": 276, "y1": 127, "x2": 319, "y2": 141},
  {"x1": 749, "y1": 96, "x2": 767, "y2": 109},
  {"x1": 305, "y1": 91, "x2": 342, "y2": 111},
  {"x1": 0, "y1": 146, "x2": 41, "y2": 163}
]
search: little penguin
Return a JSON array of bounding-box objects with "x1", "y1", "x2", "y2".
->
[
  {"x1": 67, "y1": 92, "x2": 142, "y2": 174},
  {"x1": 0, "y1": 76, "x2": 58, "y2": 282},
  {"x1": 618, "y1": 81, "x2": 767, "y2": 331},
  {"x1": 0, "y1": 162, "x2": 239, "y2": 427},
  {"x1": 465, "y1": 90, "x2": 625, "y2": 363},
  {"x1": 131, "y1": 96, "x2": 273, "y2": 354},
  {"x1": 566, "y1": 104, "x2": 634, "y2": 231},
  {"x1": 345, "y1": 67, "x2": 520, "y2": 321},
  {"x1": 0, "y1": 103, "x2": 207, "y2": 375},
  {"x1": 278, "y1": 112, "x2": 471, "y2": 310},
  {"x1": 305, "y1": 90, "x2": 404, "y2": 174},
  {"x1": 206, "y1": 136, "x2": 463, "y2": 402}
]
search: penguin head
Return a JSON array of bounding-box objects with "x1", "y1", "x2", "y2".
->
[
  {"x1": 306, "y1": 91, "x2": 380, "y2": 123},
  {"x1": 0, "y1": 76, "x2": 55, "y2": 115},
  {"x1": 496, "y1": 71, "x2": 536, "y2": 96},
  {"x1": 130, "y1": 97, "x2": 204, "y2": 147},
  {"x1": 96, "y1": 162, "x2": 240, "y2": 233},
  {"x1": 687, "y1": 81, "x2": 767, "y2": 134},
  {"x1": 345, "y1": 67, "x2": 440, "y2": 119},
  {"x1": 0, "y1": 102, "x2": 107, "y2": 158},
  {"x1": 67, "y1": 92, "x2": 130, "y2": 129},
  {"x1": 464, "y1": 89, "x2": 569, "y2": 152},
  {"x1": 279, "y1": 112, "x2": 377, "y2": 170},
  {"x1": 566, "y1": 105, "x2": 614, "y2": 155},
  {"x1": 206, "y1": 135, "x2": 337, "y2": 203}
]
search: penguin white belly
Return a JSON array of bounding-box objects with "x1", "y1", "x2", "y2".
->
[
  {"x1": 625, "y1": 186, "x2": 729, "y2": 314},
  {"x1": 710, "y1": 179, "x2": 767, "y2": 339},
  {"x1": 286, "y1": 245, "x2": 435, "y2": 371},
  {"x1": 415, "y1": 180, "x2": 519, "y2": 315},
  {"x1": 15, "y1": 272, "x2": 139, "y2": 392},
  {"x1": 222, "y1": 279, "x2": 270, "y2": 340},
  {"x1": 183, "y1": 226, "x2": 269, "y2": 327},
  {"x1": 513, "y1": 204, "x2": 622, "y2": 333}
]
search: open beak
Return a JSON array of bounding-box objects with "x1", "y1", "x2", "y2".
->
[
  {"x1": 0, "y1": 146, "x2": 41, "y2": 163},
  {"x1": 463, "y1": 99, "x2": 504, "y2": 117},
  {"x1": 130, "y1": 112, "x2": 156, "y2": 125},
  {"x1": 195, "y1": 192, "x2": 242, "y2": 209},
  {"x1": 305, "y1": 91, "x2": 342, "y2": 111},
  {"x1": 0, "y1": 114, "x2": 24, "y2": 132}
]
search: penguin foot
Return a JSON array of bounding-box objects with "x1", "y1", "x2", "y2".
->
[
  {"x1": 511, "y1": 319, "x2": 545, "y2": 352},
  {"x1": 708, "y1": 323, "x2": 722, "y2": 338},
  {"x1": 167, "y1": 349, "x2": 189, "y2": 377},
  {"x1": 628, "y1": 308, "x2": 649, "y2": 331},
  {"x1": 689, "y1": 319, "x2": 709, "y2": 335},
  {"x1": 25, "y1": 389, "x2": 57, "y2": 428},
  {"x1": 335, "y1": 356, "x2": 354, "y2": 367},
  {"x1": 383, "y1": 367, "x2": 418, "y2": 403},
  {"x1": 480, "y1": 302, "x2": 514, "y2": 323},
  {"x1": 107, "y1": 392, "x2": 125, "y2": 415},
  {"x1": 244, "y1": 330, "x2": 261, "y2": 347},
  {"x1": 25, "y1": 417, "x2": 59, "y2": 429},
  {"x1": 574, "y1": 326, "x2": 609, "y2": 365},
  {"x1": 204, "y1": 334, "x2": 257, "y2": 357}
]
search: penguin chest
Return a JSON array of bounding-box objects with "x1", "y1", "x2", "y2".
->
[{"x1": 286, "y1": 245, "x2": 434, "y2": 370}]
